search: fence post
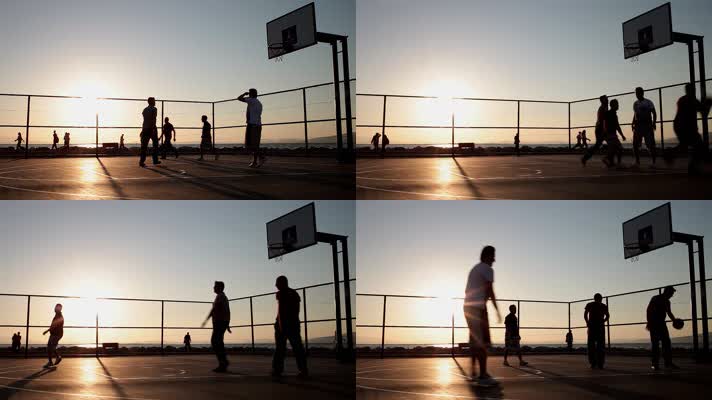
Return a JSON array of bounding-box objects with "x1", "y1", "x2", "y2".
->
[
  {"x1": 568, "y1": 302, "x2": 571, "y2": 332},
  {"x1": 95, "y1": 112, "x2": 99, "y2": 157},
  {"x1": 302, "y1": 288, "x2": 309, "y2": 354},
  {"x1": 250, "y1": 297, "x2": 255, "y2": 352},
  {"x1": 212, "y1": 102, "x2": 216, "y2": 151},
  {"x1": 95, "y1": 310, "x2": 99, "y2": 357},
  {"x1": 451, "y1": 112, "x2": 455, "y2": 157},
  {"x1": 380, "y1": 295, "x2": 387, "y2": 359},
  {"x1": 24, "y1": 296, "x2": 30, "y2": 358},
  {"x1": 161, "y1": 101, "x2": 165, "y2": 148},
  {"x1": 451, "y1": 311, "x2": 455, "y2": 357},
  {"x1": 160, "y1": 301, "x2": 164, "y2": 355},
  {"x1": 25, "y1": 96, "x2": 31, "y2": 159},
  {"x1": 517, "y1": 101, "x2": 521, "y2": 150},
  {"x1": 605, "y1": 296, "x2": 611, "y2": 350},
  {"x1": 381, "y1": 95, "x2": 387, "y2": 140},
  {"x1": 658, "y1": 88, "x2": 664, "y2": 151},
  {"x1": 568, "y1": 102, "x2": 572, "y2": 150},
  {"x1": 303, "y1": 89, "x2": 309, "y2": 154}
]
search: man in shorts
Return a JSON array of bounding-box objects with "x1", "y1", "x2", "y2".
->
[
  {"x1": 42, "y1": 303, "x2": 64, "y2": 368},
  {"x1": 632, "y1": 87, "x2": 658, "y2": 165},
  {"x1": 584, "y1": 293, "x2": 609, "y2": 369},
  {"x1": 464, "y1": 245, "x2": 502, "y2": 386},
  {"x1": 139, "y1": 97, "x2": 161, "y2": 167},
  {"x1": 582, "y1": 96, "x2": 609, "y2": 165},
  {"x1": 160, "y1": 117, "x2": 179, "y2": 159},
  {"x1": 238, "y1": 89, "x2": 264, "y2": 167},
  {"x1": 503, "y1": 304, "x2": 528, "y2": 367}
]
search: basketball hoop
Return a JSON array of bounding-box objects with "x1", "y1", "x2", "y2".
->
[
  {"x1": 630, "y1": 55, "x2": 640, "y2": 63},
  {"x1": 630, "y1": 256, "x2": 640, "y2": 263},
  {"x1": 274, "y1": 255, "x2": 284, "y2": 263}
]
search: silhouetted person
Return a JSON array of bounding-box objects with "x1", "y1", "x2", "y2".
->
[
  {"x1": 119, "y1": 134, "x2": 127, "y2": 150},
  {"x1": 581, "y1": 130, "x2": 590, "y2": 149},
  {"x1": 63, "y1": 132, "x2": 71, "y2": 149},
  {"x1": 42, "y1": 303, "x2": 64, "y2": 369},
  {"x1": 566, "y1": 330, "x2": 573, "y2": 352},
  {"x1": 582, "y1": 96, "x2": 609, "y2": 165},
  {"x1": 14, "y1": 332, "x2": 22, "y2": 352},
  {"x1": 184, "y1": 332, "x2": 192, "y2": 352},
  {"x1": 160, "y1": 117, "x2": 178, "y2": 159},
  {"x1": 647, "y1": 286, "x2": 680, "y2": 370},
  {"x1": 572, "y1": 131, "x2": 583, "y2": 150},
  {"x1": 514, "y1": 133, "x2": 520, "y2": 156},
  {"x1": 15, "y1": 132, "x2": 23, "y2": 151},
  {"x1": 603, "y1": 99, "x2": 626, "y2": 167},
  {"x1": 198, "y1": 115, "x2": 216, "y2": 161},
  {"x1": 632, "y1": 87, "x2": 657, "y2": 166},
  {"x1": 139, "y1": 97, "x2": 161, "y2": 167},
  {"x1": 381, "y1": 133, "x2": 390, "y2": 157},
  {"x1": 11, "y1": 333, "x2": 17, "y2": 352},
  {"x1": 238, "y1": 89, "x2": 264, "y2": 167},
  {"x1": 52, "y1": 131, "x2": 59, "y2": 150},
  {"x1": 202, "y1": 281, "x2": 231, "y2": 372},
  {"x1": 272, "y1": 276, "x2": 308, "y2": 378},
  {"x1": 464, "y1": 245, "x2": 502, "y2": 386},
  {"x1": 665, "y1": 83, "x2": 710, "y2": 174},
  {"x1": 371, "y1": 132, "x2": 381, "y2": 151},
  {"x1": 503, "y1": 304, "x2": 528, "y2": 367},
  {"x1": 584, "y1": 293, "x2": 609, "y2": 369}
]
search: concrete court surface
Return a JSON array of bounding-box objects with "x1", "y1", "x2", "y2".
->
[
  {"x1": 0, "y1": 354, "x2": 354, "y2": 399},
  {"x1": 0, "y1": 155, "x2": 355, "y2": 200},
  {"x1": 357, "y1": 155, "x2": 712, "y2": 199},
  {"x1": 356, "y1": 354, "x2": 712, "y2": 399}
]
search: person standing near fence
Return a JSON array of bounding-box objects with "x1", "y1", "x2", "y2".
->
[
  {"x1": 52, "y1": 131, "x2": 59, "y2": 150},
  {"x1": 584, "y1": 293, "x2": 609, "y2": 369},
  {"x1": 371, "y1": 132, "x2": 381, "y2": 151},
  {"x1": 202, "y1": 281, "x2": 231, "y2": 373},
  {"x1": 139, "y1": 97, "x2": 161, "y2": 167},
  {"x1": 160, "y1": 117, "x2": 179, "y2": 159},
  {"x1": 199, "y1": 115, "x2": 217, "y2": 161},
  {"x1": 581, "y1": 95, "x2": 609, "y2": 166},
  {"x1": 503, "y1": 304, "x2": 528, "y2": 367},
  {"x1": 184, "y1": 332, "x2": 192, "y2": 352},
  {"x1": 14, "y1": 132, "x2": 23, "y2": 151},
  {"x1": 632, "y1": 87, "x2": 658, "y2": 166},
  {"x1": 64, "y1": 132, "x2": 71, "y2": 149},
  {"x1": 42, "y1": 303, "x2": 64, "y2": 369},
  {"x1": 272, "y1": 275, "x2": 308, "y2": 378},
  {"x1": 238, "y1": 89, "x2": 264, "y2": 167},
  {"x1": 646, "y1": 286, "x2": 680, "y2": 370},
  {"x1": 566, "y1": 330, "x2": 573, "y2": 352}
]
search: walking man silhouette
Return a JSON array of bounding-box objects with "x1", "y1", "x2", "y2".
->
[
  {"x1": 271, "y1": 276, "x2": 308, "y2": 378},
  {"x1": 584, "y1": 293, "x2": 609, "y2": 369},
  {"x1": 42, "y1": 304, "x2": 64, "y2": 369},
  {"x1": 582, "y1": 96, "x2": 609, "y2": 166},
  {"x1": 139, "y1": 97, "x2": 161, "y2": 167},
  {"x1": 202, "y1": 281, "x2": 231, "y2": 372}
]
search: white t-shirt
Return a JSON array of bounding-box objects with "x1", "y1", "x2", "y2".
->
[
  {"x1": 633, "y1": 98, "x2": 656, "y2": 125},
  {"x1": 465, "y1": 262, "x2": 494, "y2": 309},
  {"x1": 245, "y1": 97, "x2": 263, "y2": 126}
]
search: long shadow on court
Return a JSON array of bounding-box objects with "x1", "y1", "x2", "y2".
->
[
  {"x1": 453, "y1": 159, "x2": 485, "y2": 199},
  {"x1": 145, "y1": 165, "x2": 270, "y2": 199},
  {"x1": 96, "y1": 158, "x2": 129, "y2": 199},
  {"x1": 453, "y1": 357, "x2": 504, "y2": 400},
  {"x1": 97, "y1": 358, "x2": 130, "y2": 399},
  {"x1": 0, "y1": 367, "x2": 57, "y2": 400}
]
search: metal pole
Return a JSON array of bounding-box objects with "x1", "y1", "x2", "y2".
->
[
  {"x1": 568, "y1": 102, "x2": 571, "y2": 150},
  {"x1": 95, "y1": 311, "x2": 99, "y2": 357},
  {"x1": 698, "y1": 37, "x2": 708, "y2": 150},
  {"x1": 161, "y1": 101, "x2": 164, "y2": 148},
  {"x1": 381, "y1": 96, "x2": 387, "y2": 140},
  {"x1": 517, "y1": 300, "x2": 521, "y2": 326},
  {"x1": 688, "y1": 241, "x2": 699, "y2": 354},
  {"x1": 451, "y1": 312, "x2": 455, "y2": 357},
  {"x1": 568, "y1": 302, "x2": 571, "y2": 331},
  {"x1": 302, "y1": 288, "x2": 309, "y2": 354},
  {"x1": 658, "y1": 88, "x2": 665, "y2": 151},
  {"x1": 605, "y1": 297, "x2": 611, "y2": 350},
  {"x1": 331, "y1": 241, "x2": 344, "y2": 357},
  {"x1": 517, "y1": 100, "x2": 521, "y2": 148},
  {"x1": 24, "y1": 296, "x2": 30, "y2": 358},
  {"x1": 330, "y1": 41, "x2": 344, "y2": 161},
  {"x1": 160, "y1": 301, "x2": 164, "y2": 355},
  {"x1": 340, "y1": 37, "x2": 354, "y2": 159},
  {"x1": 697, "y1": 237, "x2": 709, "y2": 353},
  {"x1": 95, "y1": 113, "x2": 99, "y2": 157},
  {"x1": 212, "y1": 102, "x2": 216, "y2": 151},
  {"x1": 25, "y1": 96, "x2": 30, "y2": 159},
  {"x1": 451, "y1": 112, "x2": 455, "y2": 157},
  {"x1": 302, "y1": 88, "x2": 309, "y2": 154},
  {"x1": 250, "y1": 297, "x2": 255, "y2": 352},
  {"x1": 688, "y1": 42, "x2": 697, "y2": 98},
  {"x1": 340, "y1": 238, "x2": 354, "y2": 359},
  {"x1": 380, "y1": 296, "x2": 387, "y2": 359}
]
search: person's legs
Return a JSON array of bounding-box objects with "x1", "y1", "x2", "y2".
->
[
  {"x1": 582, "y1": 136, "x2": 603, "y2": 164},
  {"x1": 645, "y1": 130, "x2": 657, "y2": 164},
  {"x1": 151, "y1": 135, "x2": 160, "y2": 164},
  {"x1": 211, "y1": 323, "x2": 228, "y2": 369},
  {"x1": 650, "y1": 327, "x2": 661, "y2": 367},
  {"x1": 660, "y1": 325, "x2": 673, "y2": 367},
  {"x1": 139, "y1": 133, "x2": 149, "y2": 166},
  {"x1": 286, "y1": 326, "x2": 308, "y2": 374},
  {"x1": 272, "y1": 322, "x2": 287, "y2": 375},
  {"x1": 596, "y1": 326, "x2": 606, "y2": 368},
  {"x1": 633, "y1": 133, "x2": 642, "y2": 164}
]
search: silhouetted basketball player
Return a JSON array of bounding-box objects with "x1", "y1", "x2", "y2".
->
[
  {"x1": 139, "y1": 97, "x2": 161, "y2": 167},
  {"x1": 603, "y1": 99, "x2": 626, "y2": 167},
  {"x1": 160, "y1": 117, "x2": 178, "y2": 159},
  {"x1": 184, "y1": 332, "x2": 192, "y2": 352},
  {"x1": 566, "y1": 330, "x2": 573, "y2": 351},
  {"x1": 582, "y1": 96, "x2": 609, "y2": 165},
  {"x1": 202, "y1": 281, "x2": 231, "y2": 372},
  {"x1": 371, "y1": 132, "x2": 381, "y2": 151},
  {"x1": 42, "y1": 303, "x2": 64, "y2": 368},
  {"x1": 503, "y1": 304, "x2": 528, "y2": 367},
  {"x1": 584, "y1": 293, "x2": 609, "y2": 369},
  {"x1": 238, "y1": 89, "x2": 264, "y2": 167},
  {"x1": 63, "y1": 132, "x2": 70, "y2": 149},
  {"x1": 632, "y1": 87, "x2": 657, "y2": 165},
  {"x1": 52, "y1": 131, "x2": 59, "y2": 150},
  {"x1": 647, "y1": 286, "x2": 679, "y2": 370},
  {"x1": 665, "y1": 83, "x2": 711, "y2": 174},
  {"x1": 199, "y1": 115, "x2": 215, "y2": 161},
  {"x1": 272, "y1": 276, "x2": 308, "y2": 378},
  {"x1": 464, "y1": 246, "x2": 502, "y2": 386},
  {"x1": 14, "y1": 132, "x2": 23, "y2": 151},
  {"x1": 572, "y1": 131, "x2": 583, "y2": 150},
  {"x1": 582, "y1": 130, "x2": 590, "y2": 149}
]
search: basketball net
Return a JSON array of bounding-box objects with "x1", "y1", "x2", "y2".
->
[{"x1": 274, "y1": 255, "x2": 284, "y2": 263}]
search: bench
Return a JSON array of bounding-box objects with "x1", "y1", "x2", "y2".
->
[
  {"x1": 102, "y1": 143, "x2": 119, "y2": 150},
  {"x1": 458, "y1": 142, "x2": 475, "y2": 151},
  {"x1": 102, "y1": 343, "x2": 119, "y2": 351}
]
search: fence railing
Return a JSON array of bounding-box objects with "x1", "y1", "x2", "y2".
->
[
  {"x1": 0, "y1": 79, "x2": 355, "y2": 157},
  {"x1": 356, "y1": 278, "x2": 711, "y2": 357},
  {"x1": 356, "y1": 78, "x2": 712, "y2": 154},
  {"x1": 0, "y1": 278, "x2": 355, "y2": 358}
]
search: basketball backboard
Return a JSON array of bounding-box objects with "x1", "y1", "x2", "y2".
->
[
  {"x1": 267, "y1": 202, "x2": 317, "y2": 259},
  {"x1": 623, "y1": 3, "x2": 673, "y2": 59},
  {"x1": 622, "y1": 203, "x2": 673, "y2": 259},
  {"x1": 267, "y1": 2, "x2": 317, "y2": 60}
]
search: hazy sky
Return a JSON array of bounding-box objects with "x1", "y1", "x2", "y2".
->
[
  {"x1": 0, "y1": 201, "x2": 355, "y2": 345},
  {"x1": 357, "y1": 201, "x2": 711, "y2": 344}
]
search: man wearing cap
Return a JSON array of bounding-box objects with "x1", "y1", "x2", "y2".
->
[{"x1": 646, "y1": 286, "x2": 679, "y2": 370}]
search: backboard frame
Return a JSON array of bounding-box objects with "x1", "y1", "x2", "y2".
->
[
  {"x1": 622, "y1": 202, "x2": 673, "y2": 259},
  {"x1": 266, "y1": 202, "x2": 317, "y2": 259},
  {"x1": 266, "y1": 2, "x2": 318, "y2": 60},
  {"x1": 622, "y1": 2, "x2": 673, "y2": 59}
]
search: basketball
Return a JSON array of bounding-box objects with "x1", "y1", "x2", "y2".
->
[{"x1": 672, "y1": 318, "x2": 684, "y2": 330}]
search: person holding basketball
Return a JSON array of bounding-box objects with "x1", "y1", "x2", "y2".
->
[
  {"x1": 646, "y1": 286, "x2": 680, "y2": 370},
  {"x1": 632, "y1": 87, "x2": 658, "y2": 166}
]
